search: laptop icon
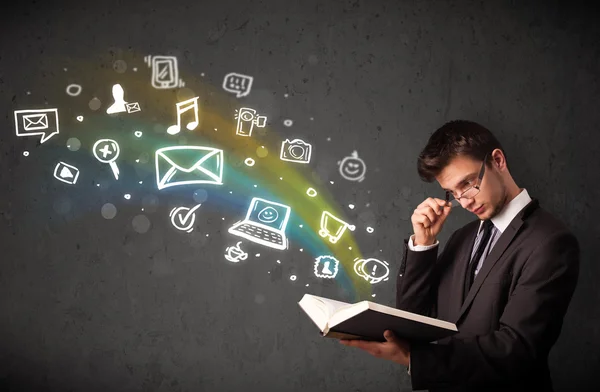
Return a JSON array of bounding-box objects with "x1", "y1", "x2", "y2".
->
[{"x1": 228, "y1": 197, "x2": 291, "y2": 250}]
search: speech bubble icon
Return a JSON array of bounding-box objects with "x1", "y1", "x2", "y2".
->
[
  {"x1": 223, "y1": 72, "x2": 253, "y2": 98},
  {"x1": 14, "y1": 108, "x2": 60, "y2": 144},
  {"x1": 353, "y1": 257, "x2": 390, "y2": 284}
]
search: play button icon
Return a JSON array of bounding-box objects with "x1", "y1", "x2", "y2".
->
[{"x1": 53, "y1": 161, "x2": 80, "y2": 185}]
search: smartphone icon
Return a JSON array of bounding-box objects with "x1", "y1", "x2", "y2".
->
[{"x1": 151, "y1": 56, "x2": 178, "y2": 89}]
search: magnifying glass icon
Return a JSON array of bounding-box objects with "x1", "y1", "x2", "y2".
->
[{"x1": 93, "y1": 139, "x2": 120, "y2": 180}]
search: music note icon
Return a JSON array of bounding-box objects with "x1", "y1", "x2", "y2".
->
[{"x1": 167, "y1": 97, "x2": 200, "y2": 135}]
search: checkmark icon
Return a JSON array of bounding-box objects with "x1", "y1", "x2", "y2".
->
[{"x1": 169, "y1": 204, "x2": 202, "y2": 232}]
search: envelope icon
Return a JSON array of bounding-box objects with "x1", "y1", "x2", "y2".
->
[
  {"x1": 155, "y1": 146, "x2": 224, "y2": 190},
  {"x1": 23, "y1": 113, "x2": 49, "y2": 130},
  {"x1": 126, "y1": 102, "x2": 141, "y2": 113}
]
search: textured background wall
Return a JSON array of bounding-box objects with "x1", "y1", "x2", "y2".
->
[{"x1": 1, "y1": 0, "x2": 599, "y2": 391}]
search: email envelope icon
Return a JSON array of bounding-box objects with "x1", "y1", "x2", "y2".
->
[
  {"x1": 155, "y1": 146, "x2": 224, "y2": 190},
  {"x1": 126, "y1": 102, "x2": 141, "y2": 113},
  {"x1": 23, "y1": 113, "x2": 49, "y2": 130}
]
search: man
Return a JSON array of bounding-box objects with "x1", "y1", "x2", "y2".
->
[{"x1": 340, "y1": 120, "x2": 580, "y2": 391}]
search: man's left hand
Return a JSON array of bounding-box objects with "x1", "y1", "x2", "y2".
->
[{"x1": 339, "y1": 330, "x2": 410, "y2": 366}]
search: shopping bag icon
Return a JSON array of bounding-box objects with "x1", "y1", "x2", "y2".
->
[
  {"x1": 155, "y1": 146, "x2": 224, "y2": 190},
  {"x1": 318, "y1": 211, "x2": 355, "y2": 244}
]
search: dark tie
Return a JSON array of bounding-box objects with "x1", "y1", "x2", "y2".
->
[{"x1": 464, "y1": 220, "x2": 494, "y2": 297}]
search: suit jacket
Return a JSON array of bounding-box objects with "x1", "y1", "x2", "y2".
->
[{"x1": 396, "y1": 198, "x2": 580, "y2": 392}]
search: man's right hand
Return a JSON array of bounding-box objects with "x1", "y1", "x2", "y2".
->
[{"x1": 410, "y1": 197, "x2": 453, "y2": 246}]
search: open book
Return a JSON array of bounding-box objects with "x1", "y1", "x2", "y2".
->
[{"x1": 299, "y1": 293, "x2": 458, "y2": 342}]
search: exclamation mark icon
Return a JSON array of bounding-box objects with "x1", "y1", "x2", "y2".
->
[{"x1": 372, "y1": 265, "x2": 377, "y2": 275}]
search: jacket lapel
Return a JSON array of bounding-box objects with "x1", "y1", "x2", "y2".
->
[{"x1": 456, "y1": 198, "x2": 540, "y2": 323}]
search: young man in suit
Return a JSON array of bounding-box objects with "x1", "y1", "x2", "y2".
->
[{"x1": 340, "y1": 120, "x2": 580, "y2": 391}]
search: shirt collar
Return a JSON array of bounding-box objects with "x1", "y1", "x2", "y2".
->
[{"x1": 479, "y1": 188, "x2": 532, "y2": 234}]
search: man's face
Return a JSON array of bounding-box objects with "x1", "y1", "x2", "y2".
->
[{"x1": 436, "y1": 155, "x2": 508, "y2": 220}]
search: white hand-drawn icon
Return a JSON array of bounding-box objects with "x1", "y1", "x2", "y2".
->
[
  {"x1": 14, "y1": 108, "x2": 60, "y2": 144},
  {"x1": 155, "y1": 146, "x2": 224, "y2": 190},
  {"x1": 354, "y1": 258, "x2": 390, "y2": 284},
  {"x1": 280, "y1": 139, "x2": 312, "y2": 164},
  {"x1": 225, "y1": 241, "x2": 249, "y2": 263},
  {"x1": 169, "y1": 204, "x2": 202, "y2": 233},
  {"x1": 106, "y1": 84, "x2": 127, "y2": 114},
  {"x1": 65, "y1": 84, "x2": 82, "y2": 96},
  {"x1": 93, "y1": 139, "x2": 120, "y2": 180},
  {"x1": 234, "y1": 107, "x2": 266, "y2": 137},
  {"x1": 144, "y1": 55, "x2": 185, "y2": 89},
  {"x1": 314, "y1": 255, "x2": 339, "y2": 279},
  {"x1": 166, "y1": 97, "x2": 199, "y2": 135},
  {"x1": 338, "y1": 150, "x2": 366, "y2": 182},
  {"x1": 319, "y1": 211, "x2": 355, "y2": 244},
  {"x1": 228, "y1": 197, "x2": 291, "y2": 250},
  {"x1": 126, "y1": 102, "x2": 141, "y2": 113},
  {"x1": 53, "y1": 162, "x2": 80, "y2": 185},
  {"x1": 306, "y1": 187, "x2": 317, "y2": 197},
  {"x1": 223, "y1": 72, "x2": 253, "y2": 98},
  {"x1": 105, "y1": 84, "x2": 140, "y2": 115}
]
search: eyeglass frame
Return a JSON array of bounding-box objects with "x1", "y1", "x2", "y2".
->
[{"x1": 445, "y1": 153, "x2": 489, "y2": 205}]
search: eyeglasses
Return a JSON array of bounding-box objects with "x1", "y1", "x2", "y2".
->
[{"x1": 445, "y1": 153, "x2": 488, "y2": 206}]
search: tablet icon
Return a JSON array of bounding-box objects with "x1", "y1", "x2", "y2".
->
[
  {"x1": 14, "y1": 108, "x2": 60, "y2": 144},
  {"x1": 144, "y1": 55, "x2": 185, "y2": 89},
  {"x1": 53, "y1": 162, "x2": 80, "y2": 185}
]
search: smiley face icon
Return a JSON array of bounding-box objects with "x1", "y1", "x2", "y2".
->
[
  {"x1": 339, "y1": 150, "x2": 366, "y2": 182},
  {"x1": 257, "y1": 206, "x2": 279, "y2": 223}
]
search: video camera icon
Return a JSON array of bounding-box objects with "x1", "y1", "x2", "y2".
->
[{"x1": 235, "y1": 107, "x2": 266, "y2": 137}]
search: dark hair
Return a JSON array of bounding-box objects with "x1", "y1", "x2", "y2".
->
[{"x1": 417, "y1": 120, "x2": 506, "y2": 183}]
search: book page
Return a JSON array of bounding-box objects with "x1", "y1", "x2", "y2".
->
[
  {"x1": 329, "y1": 301, "x2": 369, "y2": 328},
  {"x1": 298, "y1": 294, "x2": 351, "y2": 331},
  {"x1": 367, "y1": 302, "x2": 457, "y2": 331}
]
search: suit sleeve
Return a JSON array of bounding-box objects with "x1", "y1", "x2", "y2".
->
[
  {"x1": 409, "y1": 231, "x2": 580, "y2": 390},
  {"x1": 396, "y1": 231, "x2": 457, "y2": 318}
]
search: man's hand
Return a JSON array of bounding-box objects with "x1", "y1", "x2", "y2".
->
[{"x1": 339, "y1": 330, "x2": 410, "y2": 366}]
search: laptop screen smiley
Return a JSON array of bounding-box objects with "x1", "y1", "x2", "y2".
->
[{"x1": 248, "y1": 199, "x2": 289, "y2": 231}]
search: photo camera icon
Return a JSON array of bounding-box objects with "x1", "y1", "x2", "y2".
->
[{"x1": 280, "y1": 139, "x2": 312, "y2": 164}]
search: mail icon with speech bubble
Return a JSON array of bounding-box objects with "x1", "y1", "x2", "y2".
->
[
  {"x1": 126, "y1": 102, "x2": 141, "y2": 113},
  {"x1": 155, "y1": 146, "x2": 224, "y2": 190},
  {"x1": 14, "y1": 108, "x2": 60, "y2": 143}
]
